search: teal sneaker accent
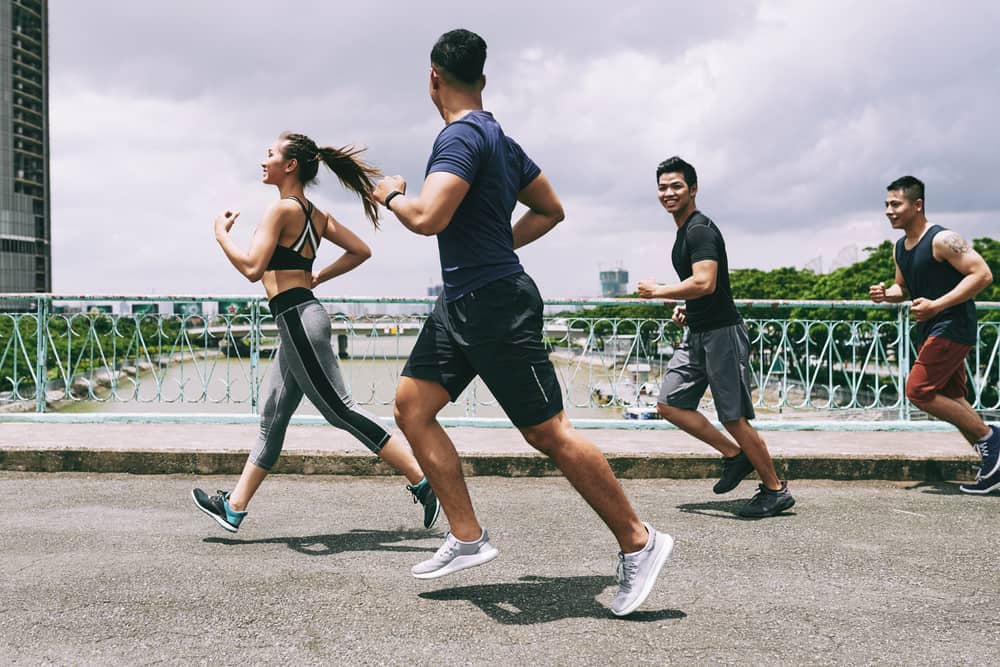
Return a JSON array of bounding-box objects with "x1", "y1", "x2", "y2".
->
[
  {"x1": 222, "y1": 493, "x2": 247, "y2": 527},
  {"x1": 192, "y1": 488, "x2": 246, "y2": 533}
]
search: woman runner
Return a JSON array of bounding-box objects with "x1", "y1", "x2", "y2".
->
[{"x1": 192, "y1": 132, "x2": 439, "y2": 532}]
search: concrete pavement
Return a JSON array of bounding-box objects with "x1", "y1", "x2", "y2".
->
[
  {"x1": 0, "y1": 422, "x2": 984, "y2": 480},
  {"x1": 1, "y1": 474, "x2": 997, "y2": 665}
]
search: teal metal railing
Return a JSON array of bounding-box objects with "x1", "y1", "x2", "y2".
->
[{"x1": 1, "y1": 294, "x2": 997, "y2": 429}]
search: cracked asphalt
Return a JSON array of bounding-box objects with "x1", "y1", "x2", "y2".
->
[{"x1": 1, "y1": 473, "x2": 997, "y2": 665}]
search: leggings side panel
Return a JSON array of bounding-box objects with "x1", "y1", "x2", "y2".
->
[
  {"x1": 250, "y1": 342, "x2": 304, "y2": 470},
  {"x1": 279, "y1": 303, "x2": 391, "y2": 453}
]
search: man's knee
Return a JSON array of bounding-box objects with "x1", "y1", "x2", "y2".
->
[
  {"x1": 520, "y1": 414, "x2": 569, "y2": 455},
  {"x1": 905, "y1": 378, "x2": 935, "y2": 406},
  {"x1": 393, "y1": 389, "x2": 435, "y2": 431},
  {"x1": 657, "y1": 401, "x2": 687, "y2": 422}
]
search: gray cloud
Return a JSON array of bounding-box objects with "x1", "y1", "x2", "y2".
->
[{"x1": 49, "y1": 0, "x2": 1000, "y2": 298}]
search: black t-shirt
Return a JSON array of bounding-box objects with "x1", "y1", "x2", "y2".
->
[
  {"x1": 895, "y1": 224, "x2": 976, "y2": 346},
  {"x1": 671, "y1": 211, "x2": 741, "y2": 332}
]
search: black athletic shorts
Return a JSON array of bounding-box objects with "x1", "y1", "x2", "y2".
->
[{"x1": 402, "y1": 272, "x2": 564, "y2": 428}]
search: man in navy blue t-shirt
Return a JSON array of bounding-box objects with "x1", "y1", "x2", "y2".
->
[{"x1": 373, "y1": 28, "x2": 671, "y2": 616}]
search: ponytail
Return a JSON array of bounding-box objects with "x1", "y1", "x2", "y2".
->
[
  {"x1": 317, "y1": 145, "x2": 382, "y2": 229},
  {"x1": 278, "y1": 132, "x2": 383, "y2": 228}
]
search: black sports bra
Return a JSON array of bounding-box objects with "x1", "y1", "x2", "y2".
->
[{"x1": 266, "y1": 196, "x2": 320, "y2": 271}]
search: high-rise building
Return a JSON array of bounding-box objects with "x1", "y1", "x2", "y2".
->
[
  {"x1": 0, "y1": 0, "x2": 49, "y2": 293},
  {"x1": 599, "y1": 268, "x2": 629, "y2": 297}
]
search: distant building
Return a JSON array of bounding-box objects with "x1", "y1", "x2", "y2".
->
[
  {"x1": 427, "y1": 284, "x2": 443, "y2": 297},
  {"x1": 0, "y1": 1, "x2": 49, "y2": 293},
  {"x1": 599, "y1": 268, "x2": 629, "y2": 297}
]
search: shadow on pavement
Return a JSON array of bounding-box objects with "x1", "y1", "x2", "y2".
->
[
  {"x1": 676, "y1": 499, "x2": 797, "y2": 520},
  {"x1": 420, "y1": 575, "x2": 686, "y2": 624},
  {"x1": 905, "y1": 481, "x2": 967, "y2": 496},
  {"x1": 204, "y1": 528, "x2": 438, "y2": 556}
]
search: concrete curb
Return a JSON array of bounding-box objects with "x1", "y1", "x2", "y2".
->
[{"x1": 0, "y1": 448, "x2": 979, "y2": 481}]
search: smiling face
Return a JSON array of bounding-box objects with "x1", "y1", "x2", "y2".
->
[
  {"x1": 884, "y1": 189, "x2": 923, "y2": 230},
  {"x1": 261, "y1": 139, "x2": 294, "y2": 185},
  {"x1": 657, "y1": 171, "x2": 697, "y2": 218}
]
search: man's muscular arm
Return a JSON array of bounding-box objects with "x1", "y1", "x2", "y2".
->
[{"x1": 911, "y1": 230, "x2": 993, "y2": 322}]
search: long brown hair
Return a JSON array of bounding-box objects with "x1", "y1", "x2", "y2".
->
[{"x1": 279, "y1": 132, "x2": 382, "y2": 228}]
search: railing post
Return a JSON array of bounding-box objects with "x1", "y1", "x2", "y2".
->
[
  {"x1": 901, "y1": 304, "x2": 911, "y2": 421},
  {"x1": 35, "y1": 295, "x2": 49, "y2": 413},
  {"x1": 250, "y1": 298, "x2": 261, "y2": 416}
]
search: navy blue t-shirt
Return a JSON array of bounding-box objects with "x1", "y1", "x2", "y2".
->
[{"x1": 425, "y1": 111, "x2": 541, "y2": 301}]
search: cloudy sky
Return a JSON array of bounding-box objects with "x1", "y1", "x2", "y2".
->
[{"x1": 49, "y1": 0, "x2": 1000, "y2": 299}]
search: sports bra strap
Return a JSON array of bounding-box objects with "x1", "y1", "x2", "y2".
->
[
  {"x1": 284, "y1": 195, "x2": 313, "y2": 221},
  {"x1": 284, "y1": 196, "x2": 319, "y2": 254}
]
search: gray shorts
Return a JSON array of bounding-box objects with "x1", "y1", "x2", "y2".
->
[{"x1": 658, "y1": 323, "x2": 756, "y2": 423}]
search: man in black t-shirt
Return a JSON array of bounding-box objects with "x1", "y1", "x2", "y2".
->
[{"x1": 638, "y1": 156, "x2": 794, "y2": 518}]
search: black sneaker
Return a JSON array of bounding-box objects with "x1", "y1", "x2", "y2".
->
[
  {"x1": 407, "y1": 480, "x2": 441, "y2": 529},
  {"x1": 713, "y1": 450, "x2": 755, "y2": 494},
  {"x1": 959, "y1": 466, "x2": 1000, "y2": 495},
  {"x1": 192, "y1": 488, "x2": 246, "y2": 533},
  {"x1": 737, "y1": 481, "x2": 795, "y2": 518},
  {"x1": 973, "y1": 426, "x2": 1000, "y2": 480}
]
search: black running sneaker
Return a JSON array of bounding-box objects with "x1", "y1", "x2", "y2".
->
[
  {"x1": 959, "y1": 466, "x2": 1000, "y2": 495},
  {"x1": 737, "y1": 481, "x2": 795, "y2": 518},
  {"x1": 973, "y1": 426, "x2": 1000, "y2": 480},
  {"x1": 407, "y1": 480, "x2": 441, "y2": 529},
  {"x1": 714, "y1": 450, "x2": 755, "y2": 494},
  {"x1": 191, "y1": 488, "x2": 246, "y2": 533}
]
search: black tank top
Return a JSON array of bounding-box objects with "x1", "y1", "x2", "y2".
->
[
  {"x1": 895, "y1": 224, "x2": 976, "y2": 345},
  {"x1": 266, "y1": 196, "x2": 319, "y2": 272}
]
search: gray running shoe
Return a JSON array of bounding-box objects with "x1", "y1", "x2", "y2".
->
[
  {"x1": 737, "y1": 481, "x2": 795, "y2": 518},
  {"x1": 411, "y1": 530, "x2": 499, "y2": 579},
  {"x1": 610, "y1": 522, "x2": 674, "y2": 617},
  {"x1": 714, "y1": 450, "x2": 755, "y2": 494}
]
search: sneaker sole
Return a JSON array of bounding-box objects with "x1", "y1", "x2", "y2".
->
[
  {"x1": 959, "y1": 479, "x2": 1000, "y2": 495},
  {"x1": 425, "y1": 500, "x2": 442, "y2": 530},
  {"x1": 611, "y1": 532, "x2": 674, "y2": 617},
  {"x1": 191, "y1": 489, "x2": 239, "y2": 533},
  {"x1": 738, "y1": 495, "x2": 796, "y2": 518},
  {"x1": 979, "y1": 456, "x2": 1000, "y2": 481},
  {"x1": 713, "y1": 479, "x2": 747, "y2": 495},
  {"x1": 411, "y1": 544, "x2": 499, "y2": 580}
]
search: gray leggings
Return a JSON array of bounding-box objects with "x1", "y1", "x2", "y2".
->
[{"x1": 251, "y1": 298, "x2": 390, "y2": 470}]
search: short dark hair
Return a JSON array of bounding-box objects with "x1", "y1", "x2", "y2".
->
[
  {"x1": 886, "y1": 175, "x2": 925, "y2": 204},
  {"x1": 431, "y1": 29, "x2": 487, "y2": 85},
  {"x1": 656, "y1": 156, "x2": 697, "y2": 188}
]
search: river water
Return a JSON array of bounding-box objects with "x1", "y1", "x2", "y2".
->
[{"x1": 56, "y1": 334, "x2": 638, "y2": 420}]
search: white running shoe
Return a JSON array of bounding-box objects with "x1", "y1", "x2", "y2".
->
[
  {"x1": 610, "y1": 522, "x2": 673, "y2": 617},
  {"x1": 411, "y1": 530, "x2": 499, "y2": 579}
]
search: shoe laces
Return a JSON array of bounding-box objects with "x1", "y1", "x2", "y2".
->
[
  {"x1": 972, "y1": 441, "x2": 985, "y2": 459},
  {"x1": 616, "y1": 553, "x2": 638, "y2": 592},
  {"x1": 433, "y1": 535, "x2": 461, "y2": 562},
  {"x1": 747, "y1": 483, "x2": 767, "y2": 505},
  {"x1": 407, "y1": 483, "x2": 426, "y2": 505}
]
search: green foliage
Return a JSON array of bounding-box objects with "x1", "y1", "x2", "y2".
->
[{"x1": 570, "y1": 237, "x2": 999, "y2": 322}]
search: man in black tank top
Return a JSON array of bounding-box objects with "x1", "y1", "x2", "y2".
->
[
  {"x1": 638, "y1": 157, "x2": 794, "y2": 517},
  {"x1": 869, "y1": 176, "x2": 998, "y2": 494}
]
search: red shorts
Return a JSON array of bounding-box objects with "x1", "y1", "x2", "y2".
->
[{"x1": 905, "y1": 336, "x2": 970, "y2": 403}]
